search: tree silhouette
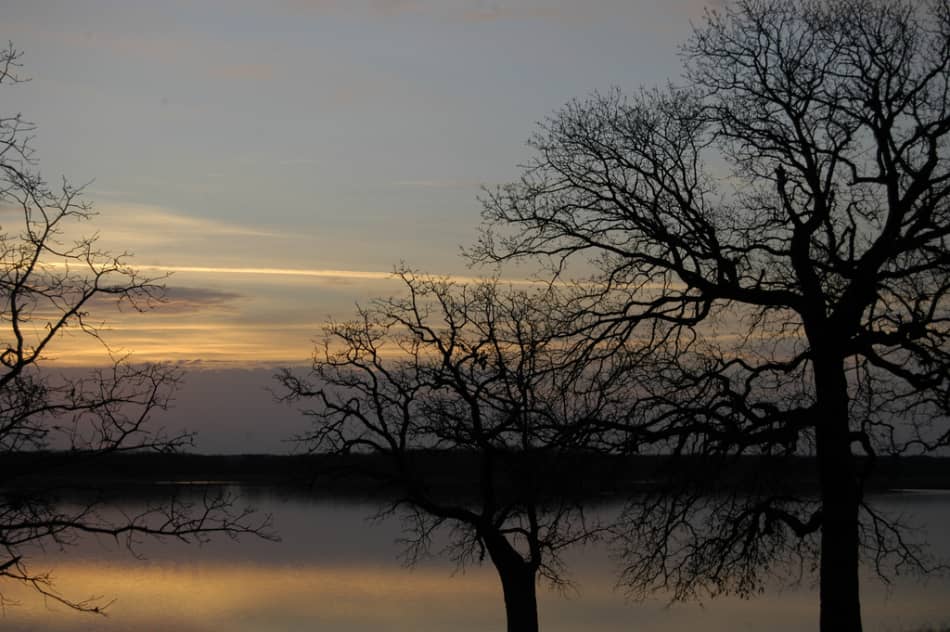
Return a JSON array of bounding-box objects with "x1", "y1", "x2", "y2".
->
[
  {"x1": 0, "y1": 44, "x2": 270, "y2": 612},
  {"x1": 472, "y1": 1, "x2": 950, "y2": 629},
  {"x1": 278, "y1": 271, "x2": 626, "y2": 632}
]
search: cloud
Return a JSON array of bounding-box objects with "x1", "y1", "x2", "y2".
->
[
  {"x1": 130, "y1": 263, "x2": 550, "y2": 287},
  {"x1": 137, "y1": 264, "x2": 395, "y2": 280},
  {"x1": 105, "y1": 205, "x2": 285, "y2": 238},
  {"x1": 5, "y1": 202, "x2": 281, "y2": 242},
  {"x1": 154, "y1": 286, "x2": 245, "y2": 315},
  {"x1": 37, "y1": 319, "x2": 320, "y2": 368},
  {"x1": 86, "y1": 204, "x2": 290, "y2": 252},
  {"x1": 77, "y1": 286, "x2": 243, "y2": 316}
]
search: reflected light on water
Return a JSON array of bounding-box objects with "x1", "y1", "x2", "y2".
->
[
  {"x1": 1, "y1": 494, "x2": 948, "y2": 631},
  {"x1": 1, "y1": 563, "x2": 505, "y2": 632},
  {"x1": 4, "y1": 559, "x2": 948, "y2": 632}
]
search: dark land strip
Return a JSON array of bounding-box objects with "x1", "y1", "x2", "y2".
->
[{"x1": 3, "y1": 452, "x2": 948, "y2": 500}]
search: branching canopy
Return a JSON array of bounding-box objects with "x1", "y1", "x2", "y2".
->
[
  {"x1": 472, "y1": 0, "x2": 950, "y2": 609},
  {"x1": 0, "y1": 43, "x2": 272, "y2": 612}
]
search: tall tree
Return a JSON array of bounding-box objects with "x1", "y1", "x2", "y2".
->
[
  {"x1": 0, "y1": 44, "x2": 268, "y2": 612},
  {"x1": 278, "y1": 271, "x2": 626, "y2": 632},
  {"x1": 472, "y1": 1, "x2": 950, "y2": 629}
]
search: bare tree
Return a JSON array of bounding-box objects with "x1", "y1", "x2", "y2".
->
[
  {"x1": 278, "y1": 271, "x2": 627, "y2": 632},
  {"x1": 472, "y1": 1, "x2": 950, "y2": 630},
  {"x1": 0, "y1": 44, "x2": 270, "y2": 612}
]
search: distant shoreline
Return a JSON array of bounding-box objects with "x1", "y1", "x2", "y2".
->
[{"x1": 3, "y1": 452, "x2": 948, "y2": 498}]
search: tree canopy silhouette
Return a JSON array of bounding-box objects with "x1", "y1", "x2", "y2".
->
[
  {"x1": 278, "y1": 271, "x2": 630, "y2": 632},
  {"x1": 0, "y1": 44, "x2": 270, "y2": 612},
  {"x1": 472, "y1": 1, "x2": 950, "y2": 630}
]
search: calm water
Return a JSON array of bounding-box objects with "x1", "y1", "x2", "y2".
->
[{"x1": 3, "y1": 489, "x2": 949, "y2": 631}]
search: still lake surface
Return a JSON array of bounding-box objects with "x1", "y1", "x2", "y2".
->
[{"x1": 3, "y1": 488, "x2": 949, "y2": 631}]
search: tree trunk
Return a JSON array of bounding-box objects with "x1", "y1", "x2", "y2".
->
[
  {"x1": 814, "y1": 356, "x2": 862, "y2": 632},
  {"x1": 483, "y1": 531, "x2": 539, "y2": 632}
]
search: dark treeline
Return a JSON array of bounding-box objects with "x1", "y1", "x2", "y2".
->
[{"x1": 4, "y1": 451, "x2": 948, "y2": 496}]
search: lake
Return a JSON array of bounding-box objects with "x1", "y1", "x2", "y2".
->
[{"x1": 2, "y1": 489, "x2": 949, "y2": 631}]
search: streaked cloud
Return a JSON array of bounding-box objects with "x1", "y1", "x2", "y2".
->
[
  {"x1": 153, "y1": 287, "x2": 245, "y2": 315},
  {"x1": 39, "y1": 322, "x2": 319, "y2": 368},
  {"x1": 96, "y1": 204, "x2": 286, "y2": 240},
  {"x1": 131, "y1": 263, "x2": 551, "y2": 287},
  {"x1": 79, "y1": 286, "x2": 243, "y2": 316},
  {"x1": 139, "y1": 264, "x2": 395, "y2": 280},
  {"x1": 5, "y1": 0, "x2": 724, "y2": 373}
]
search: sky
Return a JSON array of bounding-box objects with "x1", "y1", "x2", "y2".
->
[{"x1": 4, "y1": 0, "x2": 719, "y2": 451}]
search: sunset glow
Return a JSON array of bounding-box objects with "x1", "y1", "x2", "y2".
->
[{"x1": 4, "y1": 2, "x2": 950, "y2": 631}]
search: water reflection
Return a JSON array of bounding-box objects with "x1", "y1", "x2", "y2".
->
[{"x1": 2, "y1": 490, "x2": 948, "y2": 631}]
